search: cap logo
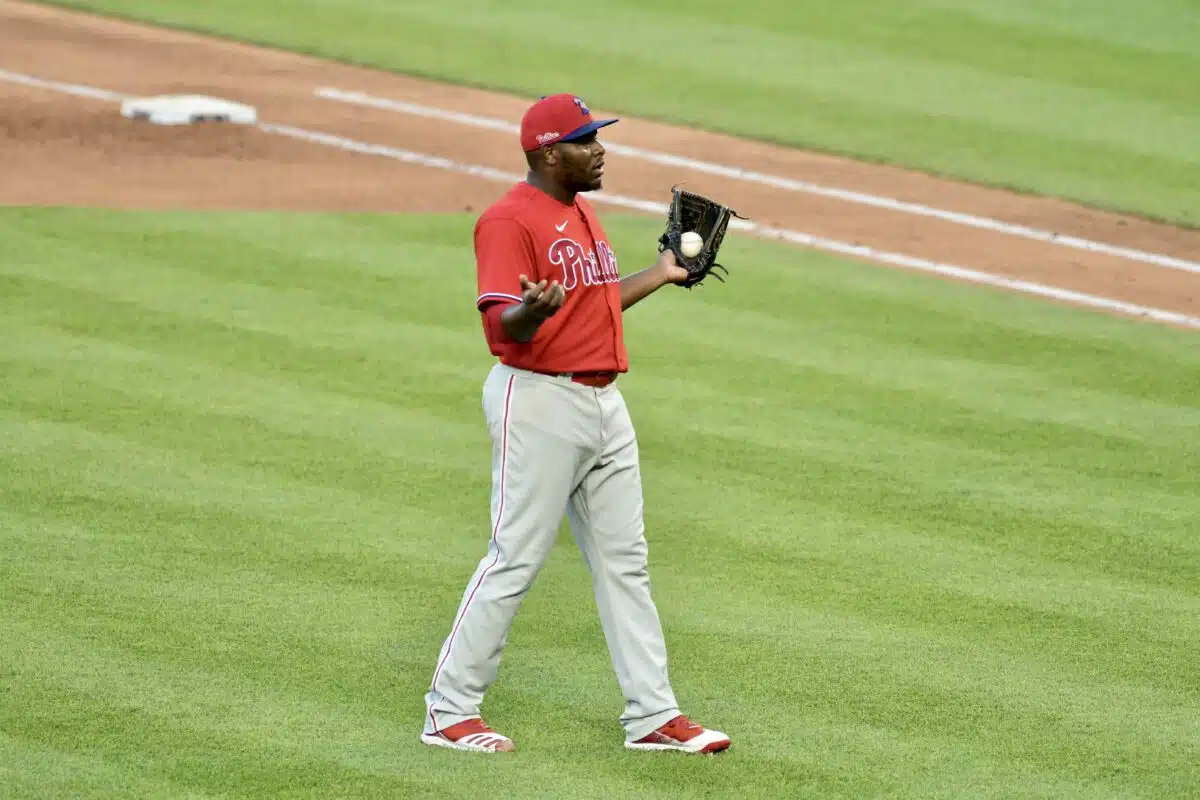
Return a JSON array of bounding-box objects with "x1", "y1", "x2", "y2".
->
[
  {"x1": 573, "y1": 97, "x2": 590, "y2": 115},
  {"x1": 536, "y1": 131, "x2": 561, "y2": 145}
]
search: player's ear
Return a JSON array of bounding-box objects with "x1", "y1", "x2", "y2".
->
[
  {"x1": 525, "y1": 146, "x2": 557, "y2": 171},
  {"x1": 542, "y1": 145, "x2": 561, "y2": 168}
]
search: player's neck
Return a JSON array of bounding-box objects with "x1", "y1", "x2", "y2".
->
[{"x1": 526, "y1": 170, "x2": 576, "y2": 207}]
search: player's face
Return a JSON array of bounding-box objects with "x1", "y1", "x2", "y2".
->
[{"x1": 554, "y1": 133, "x2": 605, "y2": 192}]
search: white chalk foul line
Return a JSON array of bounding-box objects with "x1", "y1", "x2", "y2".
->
[
  {"x1": 314, "y1": 87, "x2": 1200, "y2": 277},
  {"x1": 3, "y1": 68, "x2": 1197, "y2": 330},
  {"x1": 141, "y1": 123, "x2": 1200, "y2": 329},
  {"x1": 0, "y1": 67, "x2": 129, "y2": 101}
]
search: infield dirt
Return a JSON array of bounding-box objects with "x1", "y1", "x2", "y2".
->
[{"x1": 2, "y1": 0, "x2": 1197, "y2": 321}]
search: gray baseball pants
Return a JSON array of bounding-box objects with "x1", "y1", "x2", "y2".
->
[{"x1": 423, "y1": 363, "x2": 681, "y2": 741}]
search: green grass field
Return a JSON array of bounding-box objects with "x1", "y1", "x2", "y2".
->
[
  {"x1": 2, "y1": 208, "x2": 1198, "y2": 798},
  {"x1": 51, "y1": 0, "x2": 1200, "y2": 226},
  {"x1": 6, "y1": 1, "x2": 1200, "y2": 796}
]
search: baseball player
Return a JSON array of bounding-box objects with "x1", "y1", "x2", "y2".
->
[{"x1": 420, "y1": 93, "x2": 731, "y2": 756}]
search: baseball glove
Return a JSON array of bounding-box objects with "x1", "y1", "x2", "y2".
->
[{"x1": 658, "y1": 186, "x2": 743, "y2": 288}]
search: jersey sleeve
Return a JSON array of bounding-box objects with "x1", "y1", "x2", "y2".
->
[{"x1": 474, "y1": 216, "x2": 538, "y2": 310}]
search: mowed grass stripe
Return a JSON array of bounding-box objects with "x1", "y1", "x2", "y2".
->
[
  {"x1": 10, "y1": 261, "x2": 1197, "y2": 443},
  {"x1": 0, "y1": 409, "x2": 480, "y2": 573},
  {"x1": 7, "y1": 508, "x2": 1191, "y2": 798},
  {"x1": 6, "y1": 316, "x2": 1191, "y2": 621},
  {"x1": 0, "y1": 622, "x2": 473, "y2": 798},
  {"x1": 4, "y1": 223, "x2": 1196, "y2": 590},
  {"x1": 0, "y1": 733, "x2": 215, "y2": 799},
  {"x1": 2, "y1": 208, "x2": 1197, "y2": 798},
  {"x1": 6, "y1": 319, "x2": 1196, "y2": 657},
  {"x1": 4, "y1": 207, "x2": 1196, "y2": 431},
  {"x1": 3, "y1": 209, "x2": 1195, "y2": 601}
]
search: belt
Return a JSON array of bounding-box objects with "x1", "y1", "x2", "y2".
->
[{"x1": 531, "y1": 369, "x2": 618, "y2": 387}]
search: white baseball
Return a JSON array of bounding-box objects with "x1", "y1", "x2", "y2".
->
[{"x1": 680, "y1": 231, "x2": 703, "y2": 258}]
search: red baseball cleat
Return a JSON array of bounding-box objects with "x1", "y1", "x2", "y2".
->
[
  {"x1": 421, "y1": 718, "x2": 515, "y2": 753},
  {"x1": 624, "y1": 714, "x2": 731, "y2": 754}
]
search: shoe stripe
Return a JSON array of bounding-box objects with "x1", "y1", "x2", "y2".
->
[
  {"x1": 427, "y1": 374, "x2": 517, "y2": 733},
  {"x1": 633, "y1": 722, "x2": 729, "y2": 750},
  {"x1": 454, "y1": 733, "x2": 506, "y2": 750}
]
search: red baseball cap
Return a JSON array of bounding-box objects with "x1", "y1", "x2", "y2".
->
[{"x1": 520, "y1": 93, "x2": 619, "y2": 152}]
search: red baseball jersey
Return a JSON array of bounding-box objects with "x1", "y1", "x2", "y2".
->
[{"x1": 474, "y1": 181, "x2": 628, "y2": 374}]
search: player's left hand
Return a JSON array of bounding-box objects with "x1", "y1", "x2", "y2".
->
[{"x1": 656, "y1": 248, "x2": 690, "y2": 285}]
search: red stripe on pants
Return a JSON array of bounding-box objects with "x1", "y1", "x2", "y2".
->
[{"x1": 428, "y1": 374, "x2": 516, "y2": 732}]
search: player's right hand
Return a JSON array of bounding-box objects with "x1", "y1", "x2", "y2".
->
[{"x1": 519, "y1": 274, "x2": 565, "y2": 319}]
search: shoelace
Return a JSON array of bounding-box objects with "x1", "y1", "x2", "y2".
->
[
  {"x1": 663, "y1": 715, "x2": 701, "y2": 736},
  {"x1": 456, "y1": 719, "x2": 493, "y2": 736}
]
